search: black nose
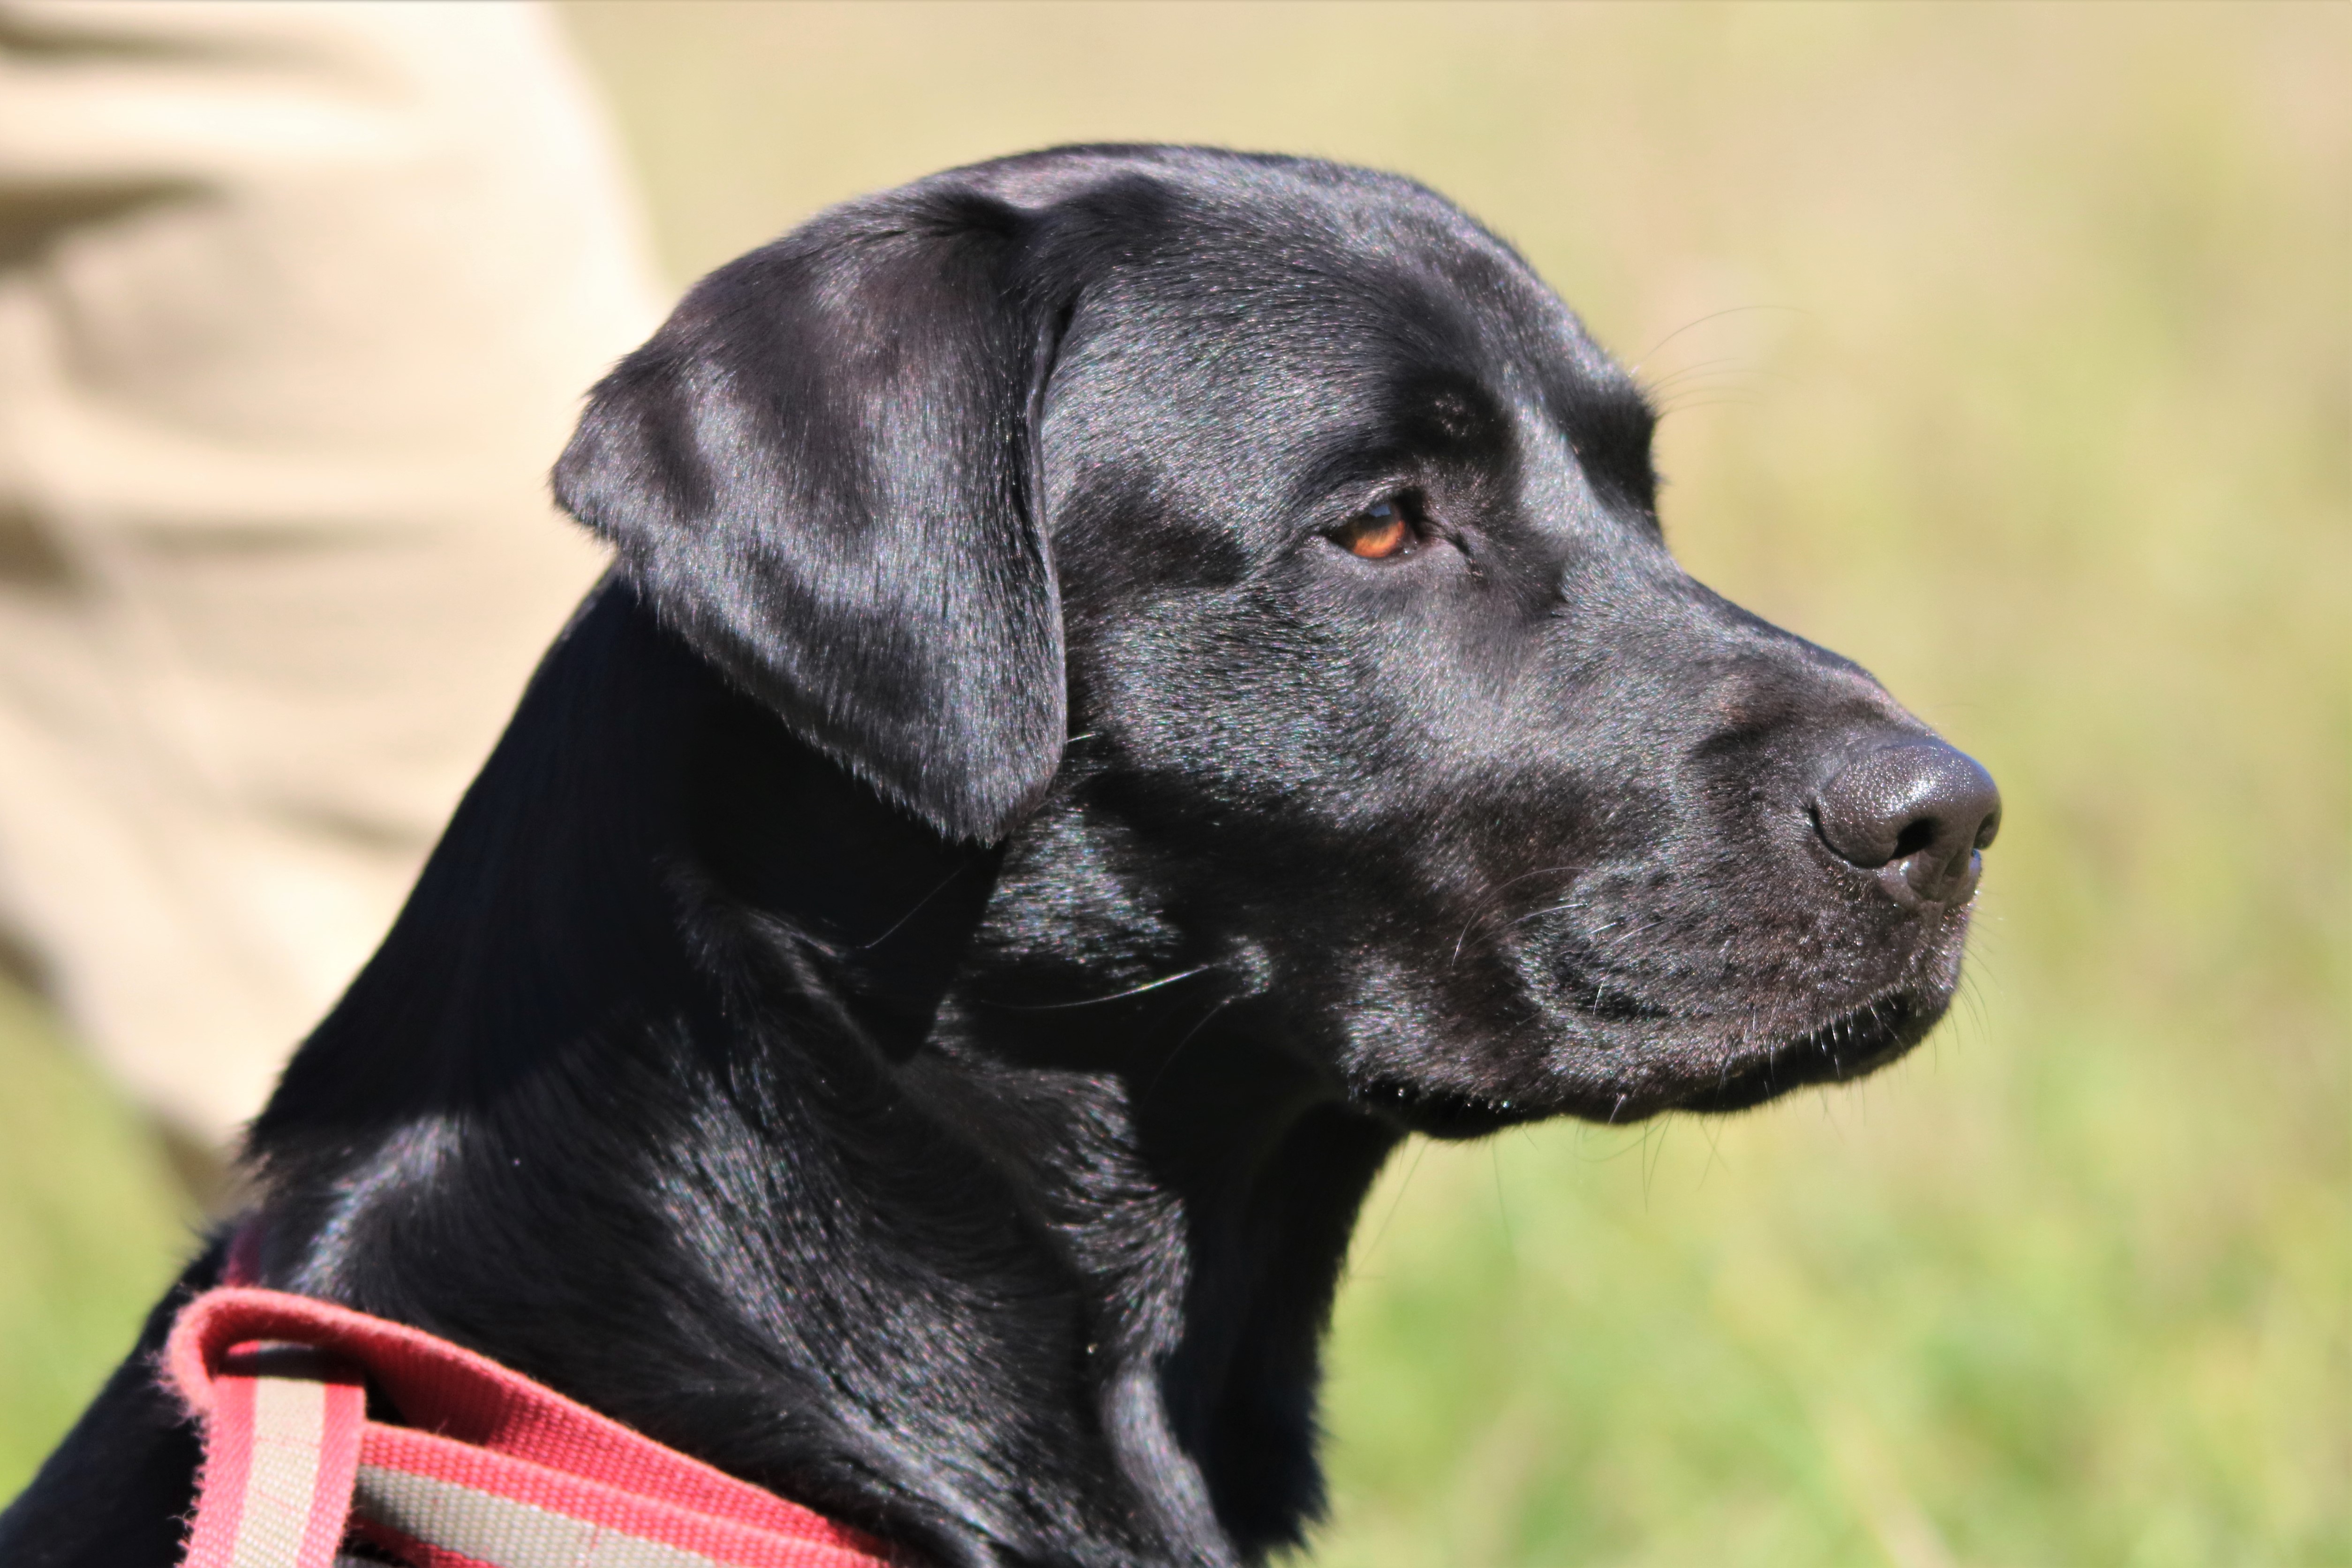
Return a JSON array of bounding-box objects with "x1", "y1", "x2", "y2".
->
[{"x1": 1814, "y1": 740, "x2": 2001, "y2": 906}]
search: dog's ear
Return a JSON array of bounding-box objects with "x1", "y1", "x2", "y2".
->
[{"x1": 553, "y1": 193, "x2": 1061, "y2": 842}]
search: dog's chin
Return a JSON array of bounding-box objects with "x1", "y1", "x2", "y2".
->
[
  {"x1": 1358, "y1": 984, "x2": 1954, "y2": 1139},
  {"x1": 1657, "y1": 987, "x2": 1944, "y2": 1114}
]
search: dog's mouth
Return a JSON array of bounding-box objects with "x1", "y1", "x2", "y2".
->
[
  {"x1": 1661, "y1": 988, "x2": 1938, "y2": 1114},
  {"x1": 1353, "y1": 979, "x2": 1952, "y2": 1138},
  {"x1": 1530, "y1": 881, "x2": 1976, "y2": 1120},
  {"x1": 1332, "y1": 858, "x2": 1983, "y2": 1138}
]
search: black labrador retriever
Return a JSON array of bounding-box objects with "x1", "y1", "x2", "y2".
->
[{"x1": 1, "y1": 146, "x2": 1998, "y2": 1568}]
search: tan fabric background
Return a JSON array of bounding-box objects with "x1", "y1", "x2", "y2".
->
[{"x1": 0, "y1": 0, "x2": 663, "y2": 1148}]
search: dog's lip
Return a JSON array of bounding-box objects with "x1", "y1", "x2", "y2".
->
[
  {"x1": 1349, "y1": 982, "x2": 1945, "y2": 1134},
  {"x1": 1662, "y1": 987, "x2": 1937, "y2": 1114}
]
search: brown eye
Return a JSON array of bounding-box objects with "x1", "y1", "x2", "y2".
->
[{"x1": 1333, "y1": 500, "x2": 1415, "y2": 560}]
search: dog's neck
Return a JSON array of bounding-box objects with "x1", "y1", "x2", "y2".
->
[{"x1": 247, "y1": 585, "x2": 1397, "y2": 1568}]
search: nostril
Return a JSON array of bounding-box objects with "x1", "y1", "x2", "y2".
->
[{"x1": 1813, "y1": 739, "x2": 2001, "y2": 903}]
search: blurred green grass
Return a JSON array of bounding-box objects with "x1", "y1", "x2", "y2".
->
[
  {"x1": 0, "y1": 984, "x2": 193, "y2": 1491},
  {"x1": 2, "y1": 4, "x2": 2342, "y2": 1562}
]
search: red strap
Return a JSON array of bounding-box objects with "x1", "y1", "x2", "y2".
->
[
  {"x1": 176, "y1": 1338, "x2": 364, "y2": 1568},
  {"x1": 168, "y1": 1287, "x2": 897, "y2": 1568}
]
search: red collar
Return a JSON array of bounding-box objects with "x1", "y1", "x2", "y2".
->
[{"x1": 167, "y1": 1284, "x2": 900, "y2": 1568}]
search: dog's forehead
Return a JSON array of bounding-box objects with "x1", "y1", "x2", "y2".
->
[
  {"x1": 1037, "y1": 169, "x2": 1645, "y2": 534},
  {"x1": 1062, "y1": 173, "x2": 1595, "y2": 376}
]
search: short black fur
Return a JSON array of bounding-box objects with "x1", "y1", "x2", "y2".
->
[{"x1": 1, "y1": 146, "x2": 1991, "y2": 1568}]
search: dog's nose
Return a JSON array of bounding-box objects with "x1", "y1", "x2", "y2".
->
[{"x1": 1814, "y1": 740, "x2": 2001, "y2": 905}]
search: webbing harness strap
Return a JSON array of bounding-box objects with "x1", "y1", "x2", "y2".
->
[{"x1": 167, "y1": 1288, "x2": 897, "y2": 1568}]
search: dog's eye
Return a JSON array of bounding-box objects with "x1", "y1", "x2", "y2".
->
[{"x1": 1331, "y1": 500, "x2": 1417, "y2": 561}]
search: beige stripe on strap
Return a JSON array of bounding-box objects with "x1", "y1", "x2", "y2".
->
[
  {"x1": 230, "y1": 1376, "x2": 327, "y2": 1568},
  {"x1": 354, "y1": 1464, "x2": 720, "y2": 1568}
]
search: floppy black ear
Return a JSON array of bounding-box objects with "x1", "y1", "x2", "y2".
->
[{"x1": 553, "y1": 189, "x2": 1062, "y2": 842}]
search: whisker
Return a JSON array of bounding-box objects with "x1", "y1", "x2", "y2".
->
[
  {"x1": 980, "y1": 963, "x2": 1221, "y2": 1011},
  {"x1": 1360, "y1": 1137, "x2": 1432, "y2": 1260},
  {"x1": 1628, "y1": 303, "x2": 1802, "y2": 372},
  {"x1": 1636, "y1": 355, "x2": 1755, "y2": 394},
  {"x1": 852, "y1": 864, "x2": 977, "y2": 952},
  {"x1": 1447, "y1": 863, "x2": 1585, "y2": 965},
  {"x1": 1145, "y1": 995, "x2": 1238, "y2": 1096},
  {"x1": 1655, "y1": 394, "x2": 1766, "y2": 419}
]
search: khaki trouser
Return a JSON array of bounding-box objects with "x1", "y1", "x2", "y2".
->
[{"x1": 0, "y1": 1, "x2": 663, "y2": 1149}]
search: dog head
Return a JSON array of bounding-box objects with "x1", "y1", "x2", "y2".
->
[{"x1": 555, "y1": 145, "x2": 1998, "y2": 1134}]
